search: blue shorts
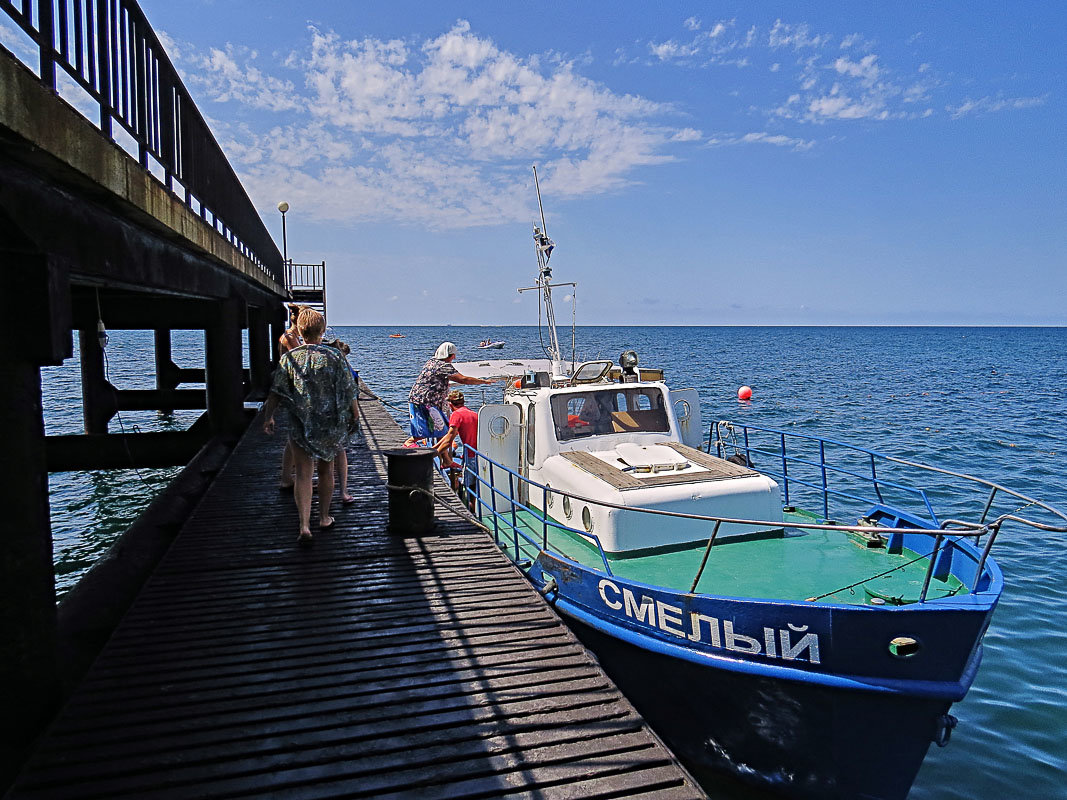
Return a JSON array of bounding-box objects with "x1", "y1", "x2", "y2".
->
[
  {"x1": 461, "y1": 453, "x2": 479, "y2": 491},
  {"x1": 409, "y1": 403, "x2": 448, "y2": 441}
]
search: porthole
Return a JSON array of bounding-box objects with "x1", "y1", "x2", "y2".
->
[
  {"x1": 488, "y1": 415, "x2": 511, "y2": 437},
  {"x1": 563, "y1": 496, "x2": 572, "y2": 519},
  {"x1": 888, "y1": 636, "x2": 921, "y2": 659},
  {"x1": 546, "y1": 484, "x2": 554, "y2": 508},
  {"x1": 582, "y1": 506, "x2": 594, "y2": 533}
]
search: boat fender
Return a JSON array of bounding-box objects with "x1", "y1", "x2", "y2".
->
[
  {"x1": 726, "y1": 452, "x2": 754, "y2": 467},
  {"x1": 933, "y1": 714, "x2": 958, "y2": 747}
]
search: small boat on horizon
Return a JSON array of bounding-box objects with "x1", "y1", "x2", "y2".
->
[{"x1": 388, "y1": 333, "x2": 405, "y2": 338}]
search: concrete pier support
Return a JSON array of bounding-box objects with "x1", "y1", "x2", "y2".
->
[
  {"x1": 154, "y1": 328, "x2": 180, "y2": 413},
  {"x1": 205, "y1": 297, "x2": 245, "y2": 436},
  {"x1": 247, "y1": 305, "x2": 271, "y2": 397},
  {"x1": 270, "y1": 304, "x2": 287, "y2": 365},
  {"x1": 78, "y1": 328, "x2": 116, "y2": 434},
  {"x1": 0, "y1": 359, "x2": 58, "y2": 782}
]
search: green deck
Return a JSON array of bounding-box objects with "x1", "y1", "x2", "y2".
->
[{"x1": 480, "y1": 506, "x2": 967, "y2": 607}]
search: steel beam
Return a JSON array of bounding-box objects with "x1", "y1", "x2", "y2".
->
[{"x1": 45, "y1": 431, "x2": 210, "y2": 472}]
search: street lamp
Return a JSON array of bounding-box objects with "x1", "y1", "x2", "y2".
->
[{"x1": 277, "y1": 201, "x2": 289, "y2": 264}]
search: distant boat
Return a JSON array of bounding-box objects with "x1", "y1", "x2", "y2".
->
[
  {"x1": 478, "y1": 340, "x2": 505, "y2": 349},
  {"x1": 389, "y1": 333, "x2": 405, "y2": 338}
]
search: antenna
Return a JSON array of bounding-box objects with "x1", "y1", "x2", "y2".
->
[
  {"x1": 533, "y1": 165, "x2": 548, "y2": 238},
  {"x1": 519, "y1": 166, "x2": 577, "y2": 377}
]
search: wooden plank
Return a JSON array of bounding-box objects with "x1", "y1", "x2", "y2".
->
[
  {"x1": 561, "y1": 450, "x2": 645, "y2": 489},
  {"x1": 560, "y1": 444, "x2": 755, "y2": 491},
  {"x1": 663, "y1": 442, "x2": 755, "y2": 477}
]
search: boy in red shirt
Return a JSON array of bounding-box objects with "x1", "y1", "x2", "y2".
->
[{"x1": 435, "y1": 390, "x2": 479, "y2": 501}]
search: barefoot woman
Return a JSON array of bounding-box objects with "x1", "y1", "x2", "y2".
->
[{"x1": 262, "y1": 308, "x2": 359, "y2": 543}]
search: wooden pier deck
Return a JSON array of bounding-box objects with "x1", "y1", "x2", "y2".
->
[{"x1": 7, "y1": 394, "x2": 706, "y2": 799}]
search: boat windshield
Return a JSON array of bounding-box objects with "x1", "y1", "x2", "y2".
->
[{"x1": 551, "y1": 388, "x2": 669, "y2": 441}]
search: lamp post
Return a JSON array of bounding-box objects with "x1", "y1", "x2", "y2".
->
[{"x1": 277, "y1": 201, "x2": 289, "y2": 264}]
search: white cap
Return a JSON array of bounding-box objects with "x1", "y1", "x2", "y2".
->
[{"x1": 435, "y1": 341, "x2": 457, "y2": 359}]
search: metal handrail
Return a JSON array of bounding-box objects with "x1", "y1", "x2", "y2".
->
[
  {"x1": 726, "y1": 430, "x2": 941, "y2": 524},
  {"x1": 714, "y1": 421, "x2": 1064, "y2": 525},
  {"x1": 1, "y1": 0, "x2": 283, "y2": 280},
  {"x1": 455, "y1": 445, "x2": 615, "y2": 576},
  {"x1": 452, "y1": 430, "x2": 1067, "y2": 604}
]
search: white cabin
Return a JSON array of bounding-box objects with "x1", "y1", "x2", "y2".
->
[{"x1": 471, "y1": 361, "x2": 782, "y2": 554}]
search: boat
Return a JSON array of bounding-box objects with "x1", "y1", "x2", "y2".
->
[
  {"x1": 446, "y1": 168, "x2": 1067, "y2": 798},
  {"x1": 388, "y1": 333, "x2": 405, "y2": 338},
  {"x1": 478, "y1": 339, "x2": 505, "y2": 349}
]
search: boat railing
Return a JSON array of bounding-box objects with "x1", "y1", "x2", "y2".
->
[
  {"x1": 711, "y1": 421, "x2": 940, "y2": 523},
  {"x1": 710, "y1": 421, "x2": 1066, "y2": 536},
  {"x1": 449, "y1": 446, "x2": 616, "y2": 576},
  {"x1": 450, "y1": 441, "x2": 1067, "y2": 602}
]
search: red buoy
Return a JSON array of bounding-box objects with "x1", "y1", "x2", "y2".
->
[
  {"x1": 738, "y1": 385, "x2": 753, "y2": 401},
  {"x1": 514, "y1": 379, "x2": 522, "y2": 388}
]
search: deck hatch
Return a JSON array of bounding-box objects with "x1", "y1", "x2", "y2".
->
[{"x1": 561, "y1": 443, "x2": 757, "y2": 490}]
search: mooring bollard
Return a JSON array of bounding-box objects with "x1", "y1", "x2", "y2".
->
[{"x1": 385, "y1": 447, "x2": 437, "y2": 534}]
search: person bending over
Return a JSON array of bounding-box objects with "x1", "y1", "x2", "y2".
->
[{"x1": 404, "y1": 342, "x2": 494, "y2": 447}]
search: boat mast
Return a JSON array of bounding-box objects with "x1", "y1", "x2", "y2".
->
[{"x1": 532, "y1": 165, "x2": 571, "y2": 377}]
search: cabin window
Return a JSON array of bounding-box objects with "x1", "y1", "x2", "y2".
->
[
  {"x1": 526, "y1": 405, "x2": 536, "y2": 465},
  {"x1": 551, "y1": 389, "x2": 669, "y2": 440}
]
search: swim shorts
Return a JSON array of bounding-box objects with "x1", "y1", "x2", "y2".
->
[{"x1": 409, "y1": 402, "x2": 448, "y2": 441}]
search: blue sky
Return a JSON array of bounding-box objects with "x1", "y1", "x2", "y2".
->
[{"x1": 25, "y1": 2, "x2": 1067, "y2": 324}]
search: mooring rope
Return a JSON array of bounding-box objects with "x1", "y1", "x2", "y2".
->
[{"x1": 804, "y1": 550, "x2": 934, "y2": 603}]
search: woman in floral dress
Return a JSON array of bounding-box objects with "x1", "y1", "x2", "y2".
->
[{"x1": 263, "y1": 308, "x2": 358, "y2": 543}]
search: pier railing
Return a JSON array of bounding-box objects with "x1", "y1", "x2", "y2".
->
[
  {"x1": 453, "y1": 434, "x2": 1067, "y2": 604},
  {"x1": 285, "y1": 261, "x2": 327, "y2": 317},
  {"x1": 0, "y1": 0, "x2": 283, "y2": 281}
]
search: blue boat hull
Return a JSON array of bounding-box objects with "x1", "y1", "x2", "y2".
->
[
  {"x1": 568, "y1": 616, "x2": 957, "y2": 799},
  {"x1": 525, "y1": 549, "x2": 994, "y2": 799}
]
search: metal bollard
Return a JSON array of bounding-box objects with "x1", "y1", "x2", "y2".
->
[{"x1": 385, "y1": 447, "x2": 437, "y2": 534}]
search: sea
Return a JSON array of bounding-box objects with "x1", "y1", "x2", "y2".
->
[{"x1": 42, "y1": 325, "x2": 1067, "y2": 800}]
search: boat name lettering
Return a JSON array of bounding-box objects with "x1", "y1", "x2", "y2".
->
[{"x1": 597, "y1": 578, "x2": 821, "y2": 664}]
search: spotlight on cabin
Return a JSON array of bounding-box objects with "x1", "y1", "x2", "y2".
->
[{"x1": 619, "y1": 350, "x2": 639, "y2": 382}]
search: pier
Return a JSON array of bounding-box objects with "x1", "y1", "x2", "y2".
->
[
  {"x1": 1, "y1": 1, "x2": 704, "y2": 795},
  {"x1": 5, "y1": 393, "x2": 706, "y2": 799}
]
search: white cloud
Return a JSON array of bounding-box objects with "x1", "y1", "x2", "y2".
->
[
  {"x1": 806, "y1": 88, "x2": 886, "y2": 121},
  {"x1": 768, "y1": 20, "x2": 832, "y2": 51},
  {"x1": 833, "y1": 54, "x2": 880, "y2": 86},
  {"x1": 192, "y1": 45, "x2": 304, "y2": 112},
  {"x1": 684, "y1": 17, "x2": 701, "y2": 31},
  {"x1": 706, "y1": 131, "x2": 815, "y2": 151},
  {"x1": 626, "y1": 17, "x2": 1038, "y2": 130},
  {"x1": 947, "y1": 95, "x2": 1046, "y2": 119},
  {"x1": 173, "y1": 21, "x2": 697, "y2": 229},
  {"x1": 645, "y1": 19, "x2": 751, "y2": 66},
  {"x1": 671, "y1": 128, "x2": 703, "y2": 142}
]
